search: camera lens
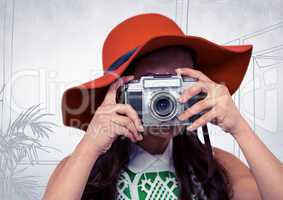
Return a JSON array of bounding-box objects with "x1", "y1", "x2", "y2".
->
[
  {"x1": 154, "y1": 97, "x2": 174, "y2": 116},
  {"x1": 150, "y1": 92, "x2": 177, "y2": 121}
]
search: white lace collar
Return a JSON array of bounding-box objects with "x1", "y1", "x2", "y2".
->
[{"x1": 127, "y1": 139, "x2": 174, "y2": 174}]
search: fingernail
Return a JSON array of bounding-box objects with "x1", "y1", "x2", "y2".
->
[
  {"x1": 176, "y1": 69, "x2": 181, "y2": 74},
  {"x1": 138, "y1": 125, "x2": 144, "y2": 132},
  {"x1": 187, "y1": 125, "x2": 195, "y2": 131},
  {"x1": 177, "y1": 115, "x2": 184, "y2": 121},
  {"x1": 178, "y1": 97, "x2": 185, "y2": 103},
  {"x1": 126, "y1": 76, "x2": 134, "y2": 81},
  {"x1": 138, "y1": 134, "x2": 143, "y2": 140}
]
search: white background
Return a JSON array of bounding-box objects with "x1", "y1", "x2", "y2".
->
[{"x1": 0, "y1": 0, "x2": 282, "y2": 199}]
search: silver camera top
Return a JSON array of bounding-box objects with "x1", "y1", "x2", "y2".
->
[{"x1": 125, "y1": 74, "x2": 198, "y2": 92}]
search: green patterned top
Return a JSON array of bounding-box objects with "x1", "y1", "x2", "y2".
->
[
  {"x1": 116, "y1": 140, "x2": 198, "y2": 200},
  {"x1": 117, "y1": 168, "x2": 180, "y2": 200}
]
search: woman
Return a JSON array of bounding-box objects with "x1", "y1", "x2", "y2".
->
[{"x1": 43, "y1": 14, "x2": 283, "y2": 200}]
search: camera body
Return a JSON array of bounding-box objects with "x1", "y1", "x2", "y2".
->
[{"x1": 118, "y1": 74, "x2": 206, "y2": 127}]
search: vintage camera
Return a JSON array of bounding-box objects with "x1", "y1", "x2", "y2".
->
[{"x1": 118, "y1": 74, "x2": 206, "y2": 127}]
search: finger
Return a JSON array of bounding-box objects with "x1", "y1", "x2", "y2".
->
[
  {"x1": 187, "y1": 110, "x2": 217, "y2": 131},
  {"x1": 115, "y1": 104, "x2": 144, "y2": 133},
  {"x1": 111, "y1": 115, "x2": 142, "y2": 141},
  {"x1": 175, "y1": 68, "x2": 213, "y2": 83},
  {"x1": 178, "y1": 98, "x2": 214, "y2": 121},
  {"x1": 113, "y1": 124, "x2": 136, "y2": 143},
  {"x1": 179, "y1": 81, "x2": 208, "y2": 103},
  {"x1": 102, "y1": 75, "x2": 134, "y2": 105}
]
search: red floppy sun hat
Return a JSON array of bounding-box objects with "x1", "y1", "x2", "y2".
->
[{"x1": 62, "y1": 13, "x2": 253, "y2": 132}]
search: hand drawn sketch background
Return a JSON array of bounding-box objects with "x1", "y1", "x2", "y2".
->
[{"x1": 0, "y1": 0, "x2": 282, "y2": 199}]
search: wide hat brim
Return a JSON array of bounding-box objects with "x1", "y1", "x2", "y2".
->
[{"x1": 62, "y1": 35, "x2": 252, "y2": 131}]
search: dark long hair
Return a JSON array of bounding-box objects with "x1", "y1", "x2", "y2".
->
[
  {"x1": 81, "y1": 46, "x2": 232, "y2": 199},
  {"x1": 81, "y1": 129, "x2": 232, "y2": 200}
]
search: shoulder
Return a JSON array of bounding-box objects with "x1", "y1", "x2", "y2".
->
[
  {"x1": 213, "y1": 147, "x2": 261, "y2": 200},
  {"x1": 213, "y1": 147, "x2": 249, "y2": 174}
]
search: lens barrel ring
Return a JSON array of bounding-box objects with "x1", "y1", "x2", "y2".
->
[{"x1": 149, "y1": 91, "x2": 178, "y2": 121}]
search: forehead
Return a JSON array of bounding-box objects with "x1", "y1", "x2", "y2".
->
[{"x1": 129, "y1": 46, "x2": 194, "y2": 76}]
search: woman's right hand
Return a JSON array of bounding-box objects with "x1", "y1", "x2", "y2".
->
[{"x1": 85, "y1": 75, "x2": 144, "y2": 155}]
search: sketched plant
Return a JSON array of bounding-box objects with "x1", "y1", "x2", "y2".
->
[{"x1": 0, "y1": 103, "x2": 59, "y2": 200}]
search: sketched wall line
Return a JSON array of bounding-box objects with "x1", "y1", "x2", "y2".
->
[
  {"x1": 224, "y1": 20, "x2": 283, "y2": 160},
  {"x1": 175, "y1": 0, "x2": 190, "y2": 34}
]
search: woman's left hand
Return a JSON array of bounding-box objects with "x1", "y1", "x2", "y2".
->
[{"x1": 176, "y1": 67, "x2": 245, "y2": 135}]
